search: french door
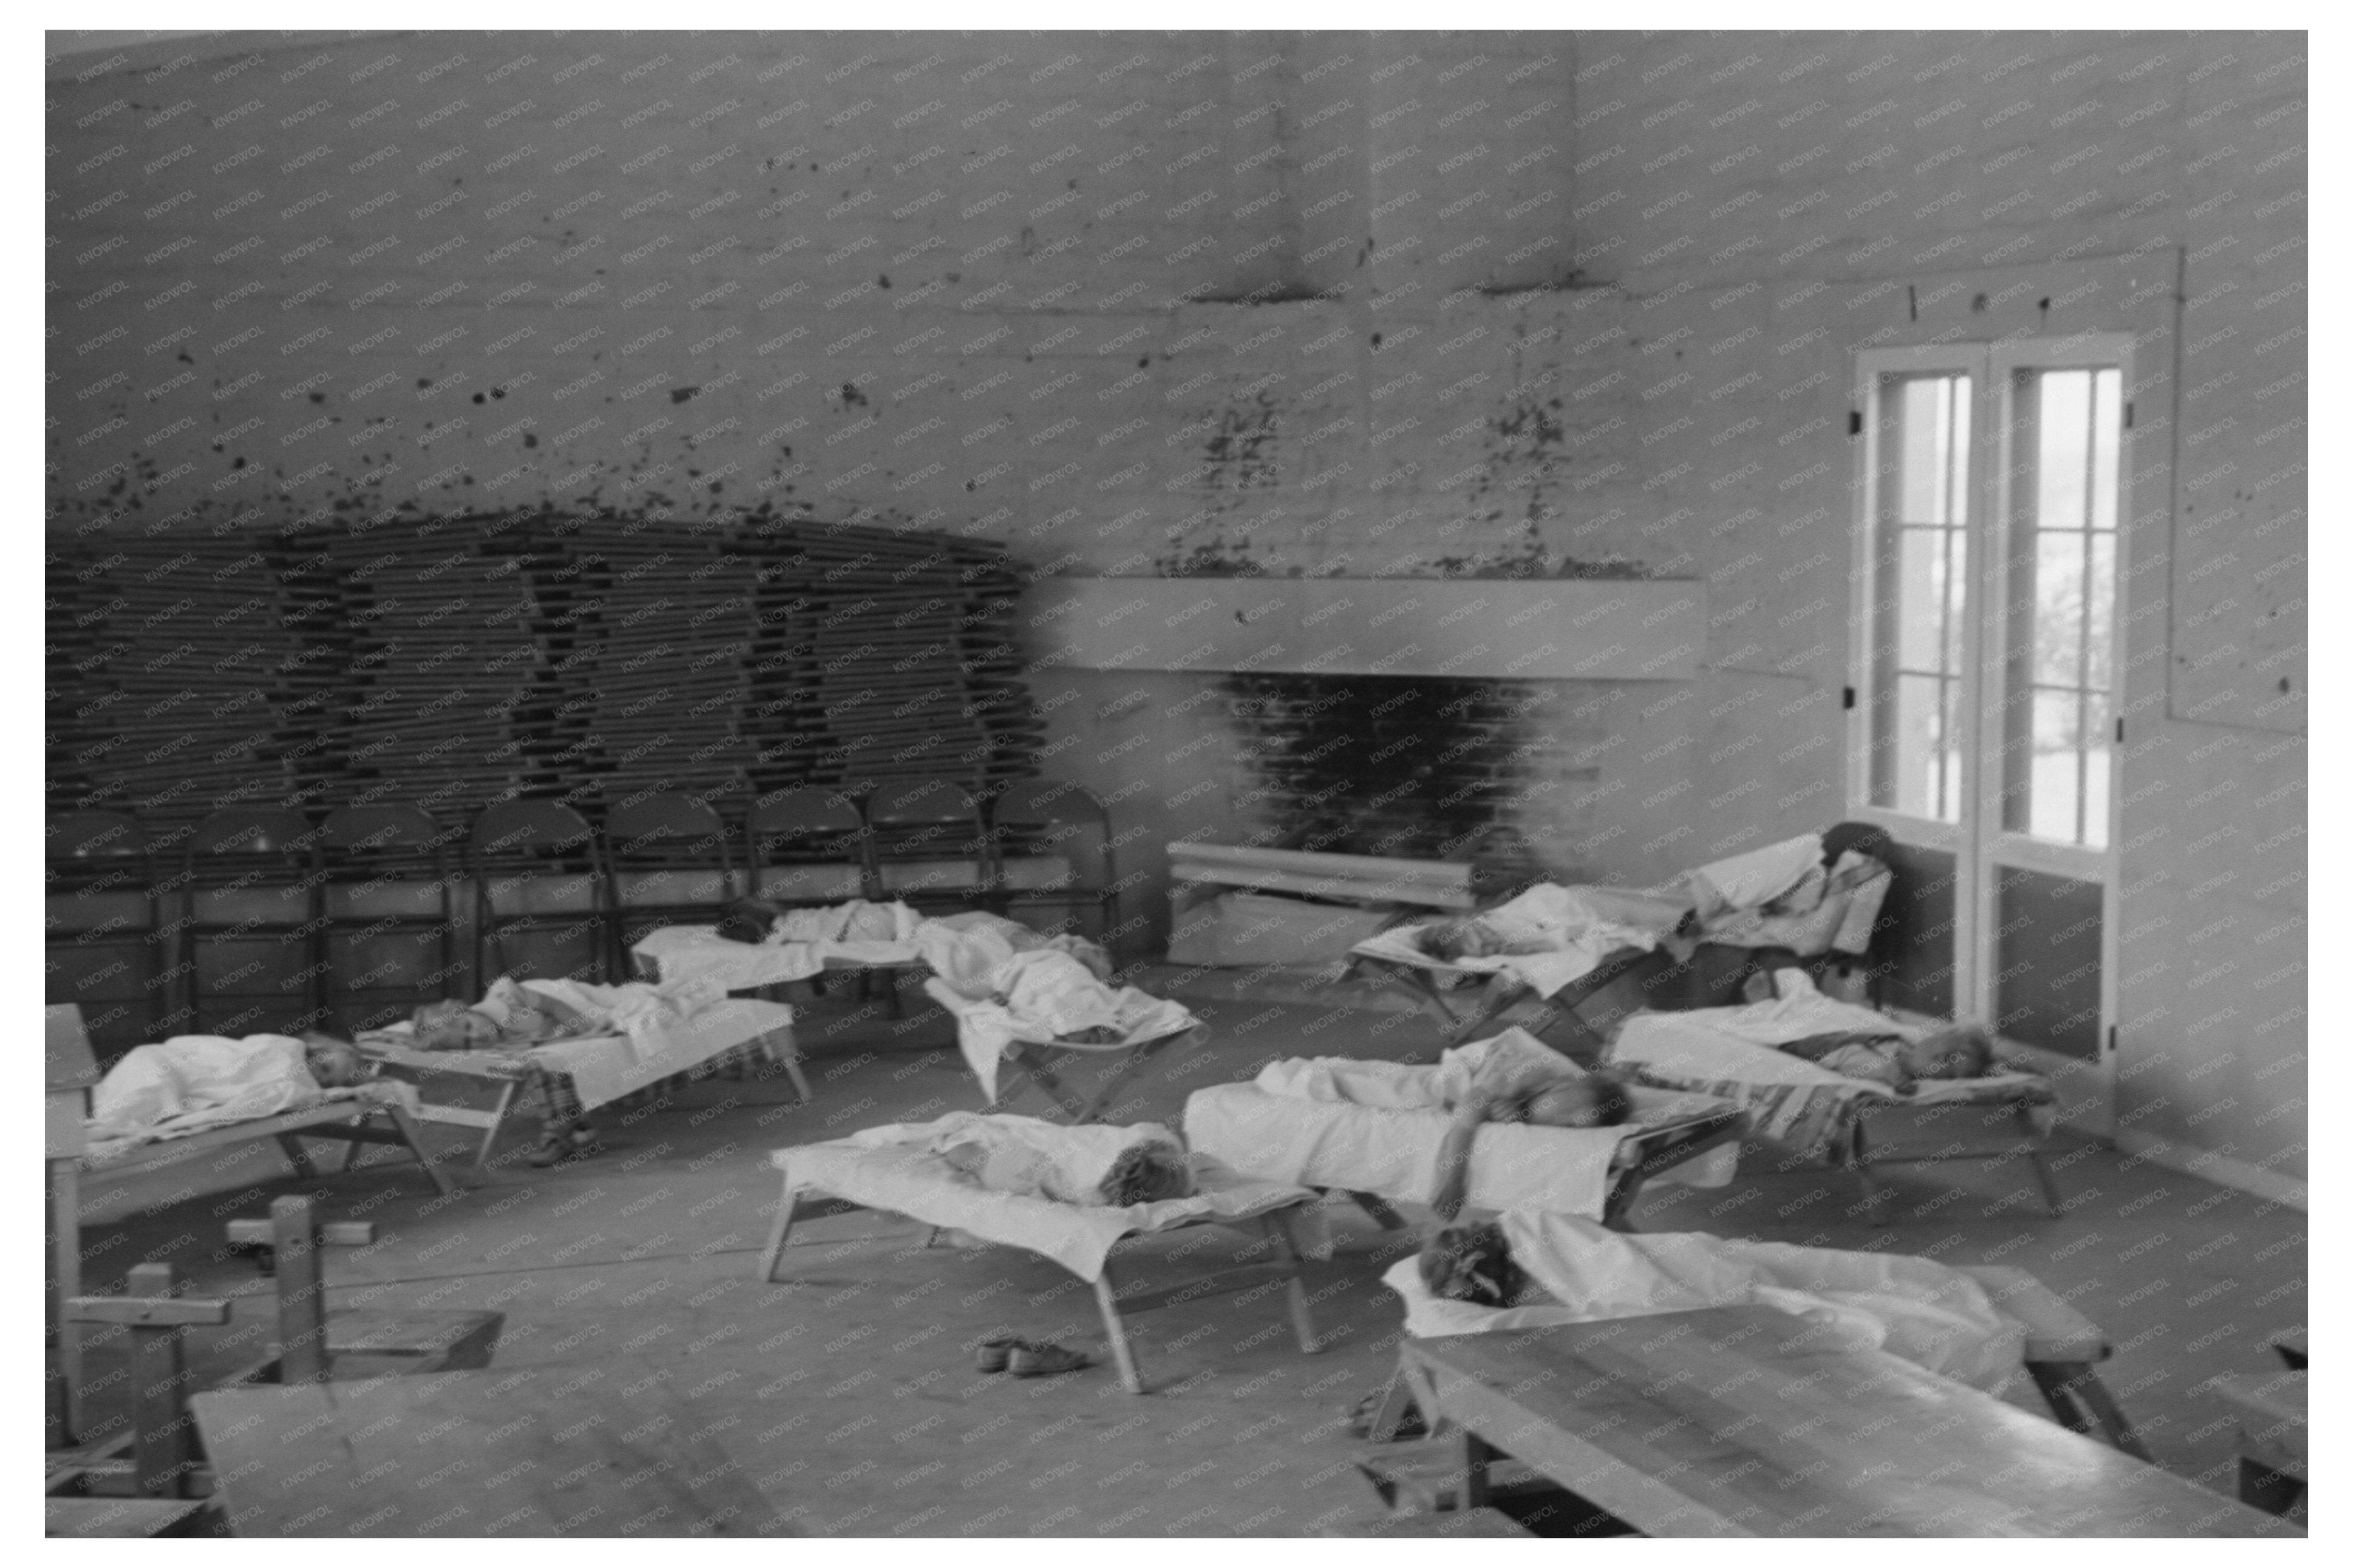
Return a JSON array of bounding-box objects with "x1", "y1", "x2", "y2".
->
[{"x1": 1846, "y1": 336, "x2": 2132, "y2": 1115}]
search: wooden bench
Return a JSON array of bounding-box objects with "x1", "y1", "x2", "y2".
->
[
  {"x1": 190, "y1": 1362, "x2": 794, "y2": 1536},
  {"x1": 1400, "y1": 1306, "x2": 2298, "y2": 1536},
  {"x1": 51, "y1": 1199, "x2": 503, "y2": 1502},
  {"x1": 2208, "y1": 1370, "x2": 2307, "y2": 1516}
]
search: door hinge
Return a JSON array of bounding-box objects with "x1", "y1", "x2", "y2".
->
[
  {"x1": 2124, "y1": 401, "x2": 2134, "y2": 429},
  {"x1": 1848, "y1": 410, "x2": 1863, "y2": 436},
  {"x1": 2108, "y1": 1024, "x2": 2118, "y2": 1055},
  {"x1": 2115, "y1": 716, "x2": 2124, "y2": 744},
  {"x1": 1843, "y1": 685, "x2": 1857, "y2": 710}
]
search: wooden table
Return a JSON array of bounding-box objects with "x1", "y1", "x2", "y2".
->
[
  {"x1": 191, "y1": 1363, "x2": 794, "y2": 1536},
  {"x1": 1399, "y1": 1306, "x2": 2300, "y2": 1537}
]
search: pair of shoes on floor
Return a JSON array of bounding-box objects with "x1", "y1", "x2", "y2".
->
[
  {"x1": 975, "y1": 1336, "x2": 1092, "y2": 1377},
  {"x1": 528, "y1": 1127, "x2": 602, "y2": 1167}
]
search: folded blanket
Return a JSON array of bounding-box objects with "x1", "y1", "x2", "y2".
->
[{"x1": 1383, "y1": 1212, "x2": 2029, "y2": 1396}]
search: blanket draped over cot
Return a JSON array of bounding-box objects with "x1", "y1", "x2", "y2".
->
[
  {"x1": 1350, "y1": 832, "x2": 1894, "y2": 996},
  {"x1": 1184, "y1": 1030, "x2": 1738, "y2": 1218},
  {"x1": 1607, "y1": 975, "x2": 2054, "y2": 1164},
  {"x1": 772, "y1": 1113, "x2": 1323, "y2": 1281},
  {"x1": 362, "y1": 978, "x2": 794, "y2": 1111},
  {"x1": 84, "y1": 1034, "x2": 420, "y2": 1162},
  {"x1": 1382, "y1": 1212, "x2": 2030, "y2": 1396}
]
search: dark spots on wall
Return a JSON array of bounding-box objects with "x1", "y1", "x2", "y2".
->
[
  {"x1": 876, "y1": 275, "x2": 890, "y2": 289},
  {"x1": 418, "y1": 379, "x2": 432, "y2": 389},
  {"x1": 1972, "y1": 293, "x2": 1990, "y2": 313},
  {"x1": 176, "y1": 351, "x2": 193, "y2": 365},
  {"x1": 2280, "y1": 677, "x2": 2292, "y2": 693},
  {"x1": 839, "y1": 382, "x2": 867, "y2": 407},
  {"x1": 671, "y1": 387, "x2": 700, "y2": 404},
  {"x1": 1138, "y1": 356, "x2": 1150, "y2": 369},
  {"x1": 308, "y1": 392, "x2": 326, "y2": 404},
  {"x1": 1369, "y1": 332, "x2": 1383, "y2": 348}
]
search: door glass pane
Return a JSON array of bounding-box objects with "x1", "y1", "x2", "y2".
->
[
  {"x1": 2034, "y1": 370, "x2": 2091, "y2": 532},
  {"x1": 2090, "y1": 369, "x2": 2121, "y2": 531},
  {"x1": 1869, "y1": 371, "x2": 1971, "y2": 823},
  {"x1": 2029, "y1": 690, "x2": 2082, "y2": 841},
  {"x1": 2003, "y1": 363, "x2": 2122, "y2": 847},
  {"x1": 2032, "y1": 531, "x2": 2088, "y2": 686}
]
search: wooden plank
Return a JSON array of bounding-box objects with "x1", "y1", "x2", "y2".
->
[
  {"x1": 1025, "y1": 576, "x2": 1706, "y2": 682},
  {"x1": 1320, "y1": 1506, "x2": 1532, "y2": 1538},
  {"x1": 64, "y1": 1295, "x2": 232, "y2": 1327},
  {"x1": 1167, "y1": 840, "x2": 1475, "y2": 889},
  {"x1": 44, "y1": 1498, "x2": 209, "y2": 1538},
  {"x1": 192, "y1": 1364, "x2": 795, "y2": 1537},
  {"x1": 225, "y1": 1219, "x2": 376, "y2": 1247},
  {"x1": 1404, "y1": 1307, "x2": 2297, "y2": 1538},
  {"x1": 1166, "y1": 861, "x2": 1478, "y2": 907}
]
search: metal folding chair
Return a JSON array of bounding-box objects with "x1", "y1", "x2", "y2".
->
[
  {"x1": 318, "y1": 803, "x2": 460, "y2": 1033},
  {"x1": 181, "y1": 806, "x2": 326, "y2": 1036},
  {"x1": 469, "y1": 799, "x2": 610, "y2": 983}
]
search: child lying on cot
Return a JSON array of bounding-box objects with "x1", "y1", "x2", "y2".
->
[
  {"x1": 1259, "y1": 1030, "x2": 1630, "y2": 1223},
  {"x1": 1772, "y1": 1021, "x2": 1995, "y2": 1092},
  {"x1": 407, "y1": 979, "x2": 611, "y2": 1165}
]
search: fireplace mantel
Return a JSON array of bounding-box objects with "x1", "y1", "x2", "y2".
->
[{"x1": 1024, "y1": 576, "x2": 1705, "y2": 682}]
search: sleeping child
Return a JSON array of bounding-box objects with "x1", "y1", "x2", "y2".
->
[{"x1": 1771, "y1": 1021, "x2": 1995, "y2": 1092}]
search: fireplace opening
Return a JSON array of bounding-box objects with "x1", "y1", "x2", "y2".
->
[{"x1": 1220, "y1": 671, "x2": 1554, "y2": 882}]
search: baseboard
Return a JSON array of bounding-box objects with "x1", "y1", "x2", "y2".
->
[{"x1": 2109, "y1": 1128, "x2": 2309, "y2": 1212}]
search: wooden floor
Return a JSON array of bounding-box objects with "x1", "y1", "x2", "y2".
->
[{"x1": 61, "y1": 987, "x2": 2309, "y2": 1536}]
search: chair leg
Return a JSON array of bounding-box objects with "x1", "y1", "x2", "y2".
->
[
  {"x1": 755, "y1": 1185, "x2": 802, "y2": 1283},
  {"x1": 1092, "y1": 1267, "x2": 1145, "y2": 1394}
]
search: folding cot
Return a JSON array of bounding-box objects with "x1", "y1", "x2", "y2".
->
[
  {"x1": 358, "y1": 987, "x2": 803, "y2": 1172},
  {"x1": 1602, "y1": 1003, "x2": 2060, "y2": 1222},
  {"x1": 1182, "y1": 1071, "x2": 1744, "y2": 1234},
  {"x1": 755, "y1": 1116, "x2": 1324, "y2": 1393}
]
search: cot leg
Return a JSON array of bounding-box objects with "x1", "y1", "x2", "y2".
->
[
  {"x1": 2020, "y1": 1106, "x2": 2063, "y2": 1216},
  {"x1": 2025, "y1": 1361, "x2": 2154, "y2": 1461},
  {"x1": 1454, "y1": 1430, "x2": 1497, "y2": 1511},
  {"x1": 1363, "y1": 1370, "x2": 1420, "y2": 1443},
  {"x1": 475, "y1": 1081, "x2": 521, "y2": 1174},
  {"x1": 1845, "y1": 1127, "x2": 1889, "y2": 1226},
  {"x1": 1092, "y1": 1269, "x2": 1145, "y2": 1394},
  {"x1": 772, "y1": 1032, "x2": 813, "y2": 1105},
  {"x1": 274, "y1": 1134, "x2": 320, "y2": 1181},
  {"x1": 755, "y1": 1186, "x2": 802, "y2": 1283},
  {"x1": 48, "y1": 1156, "x2": 83, "y2": 1446},
  {"x1": 1348, "y1": 1191, "x2": 1409, "y2": 1232},
  {"x1": 1264, "y1": 1211, "x2": 1319, "y2": 1353},
  {"x1": 384, "y1": 1104, "x2": 457, "y2": 1198},
  {"x1": 2238, "y1": 1458, "x2": 2305, "y2": 1516}
]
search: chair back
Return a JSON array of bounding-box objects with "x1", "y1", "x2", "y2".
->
[
  {"x1": 604, "y1": 792, "x2": 733, "y2": 872},
  {"x1": 469, "y1": 799, "x2": 607, "y2": 981},
  {"x1": 185, "y1": 806, "x2": 319, "y2": 870},
  {"x1": 746, "y1": 786, "x2": 871, "y2": 902},
  {"x1": 858, "y1": 775, "x2": 990, "y2": 904}
]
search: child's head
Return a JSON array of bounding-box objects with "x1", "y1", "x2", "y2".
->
[
  {"x1": 1898, "y1": 1023, "x2": 1995, "y2": 1080},
  {"x1": 301, "y1": 1033, "x2": 369, "y2": 1089},
  {"x1": 412, "y1": 999, "x2": 504, "y2": 1051},
  {"x1": 1512, "y1": 1076, "x2": 1633, "y2": 1129},
  {"x1": 1418, "y1": 1222, "x2": 1525, "y2": 1307},
  {"x1": 1422, "y1": 916, "x2": 1503, "y2": 962}
]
